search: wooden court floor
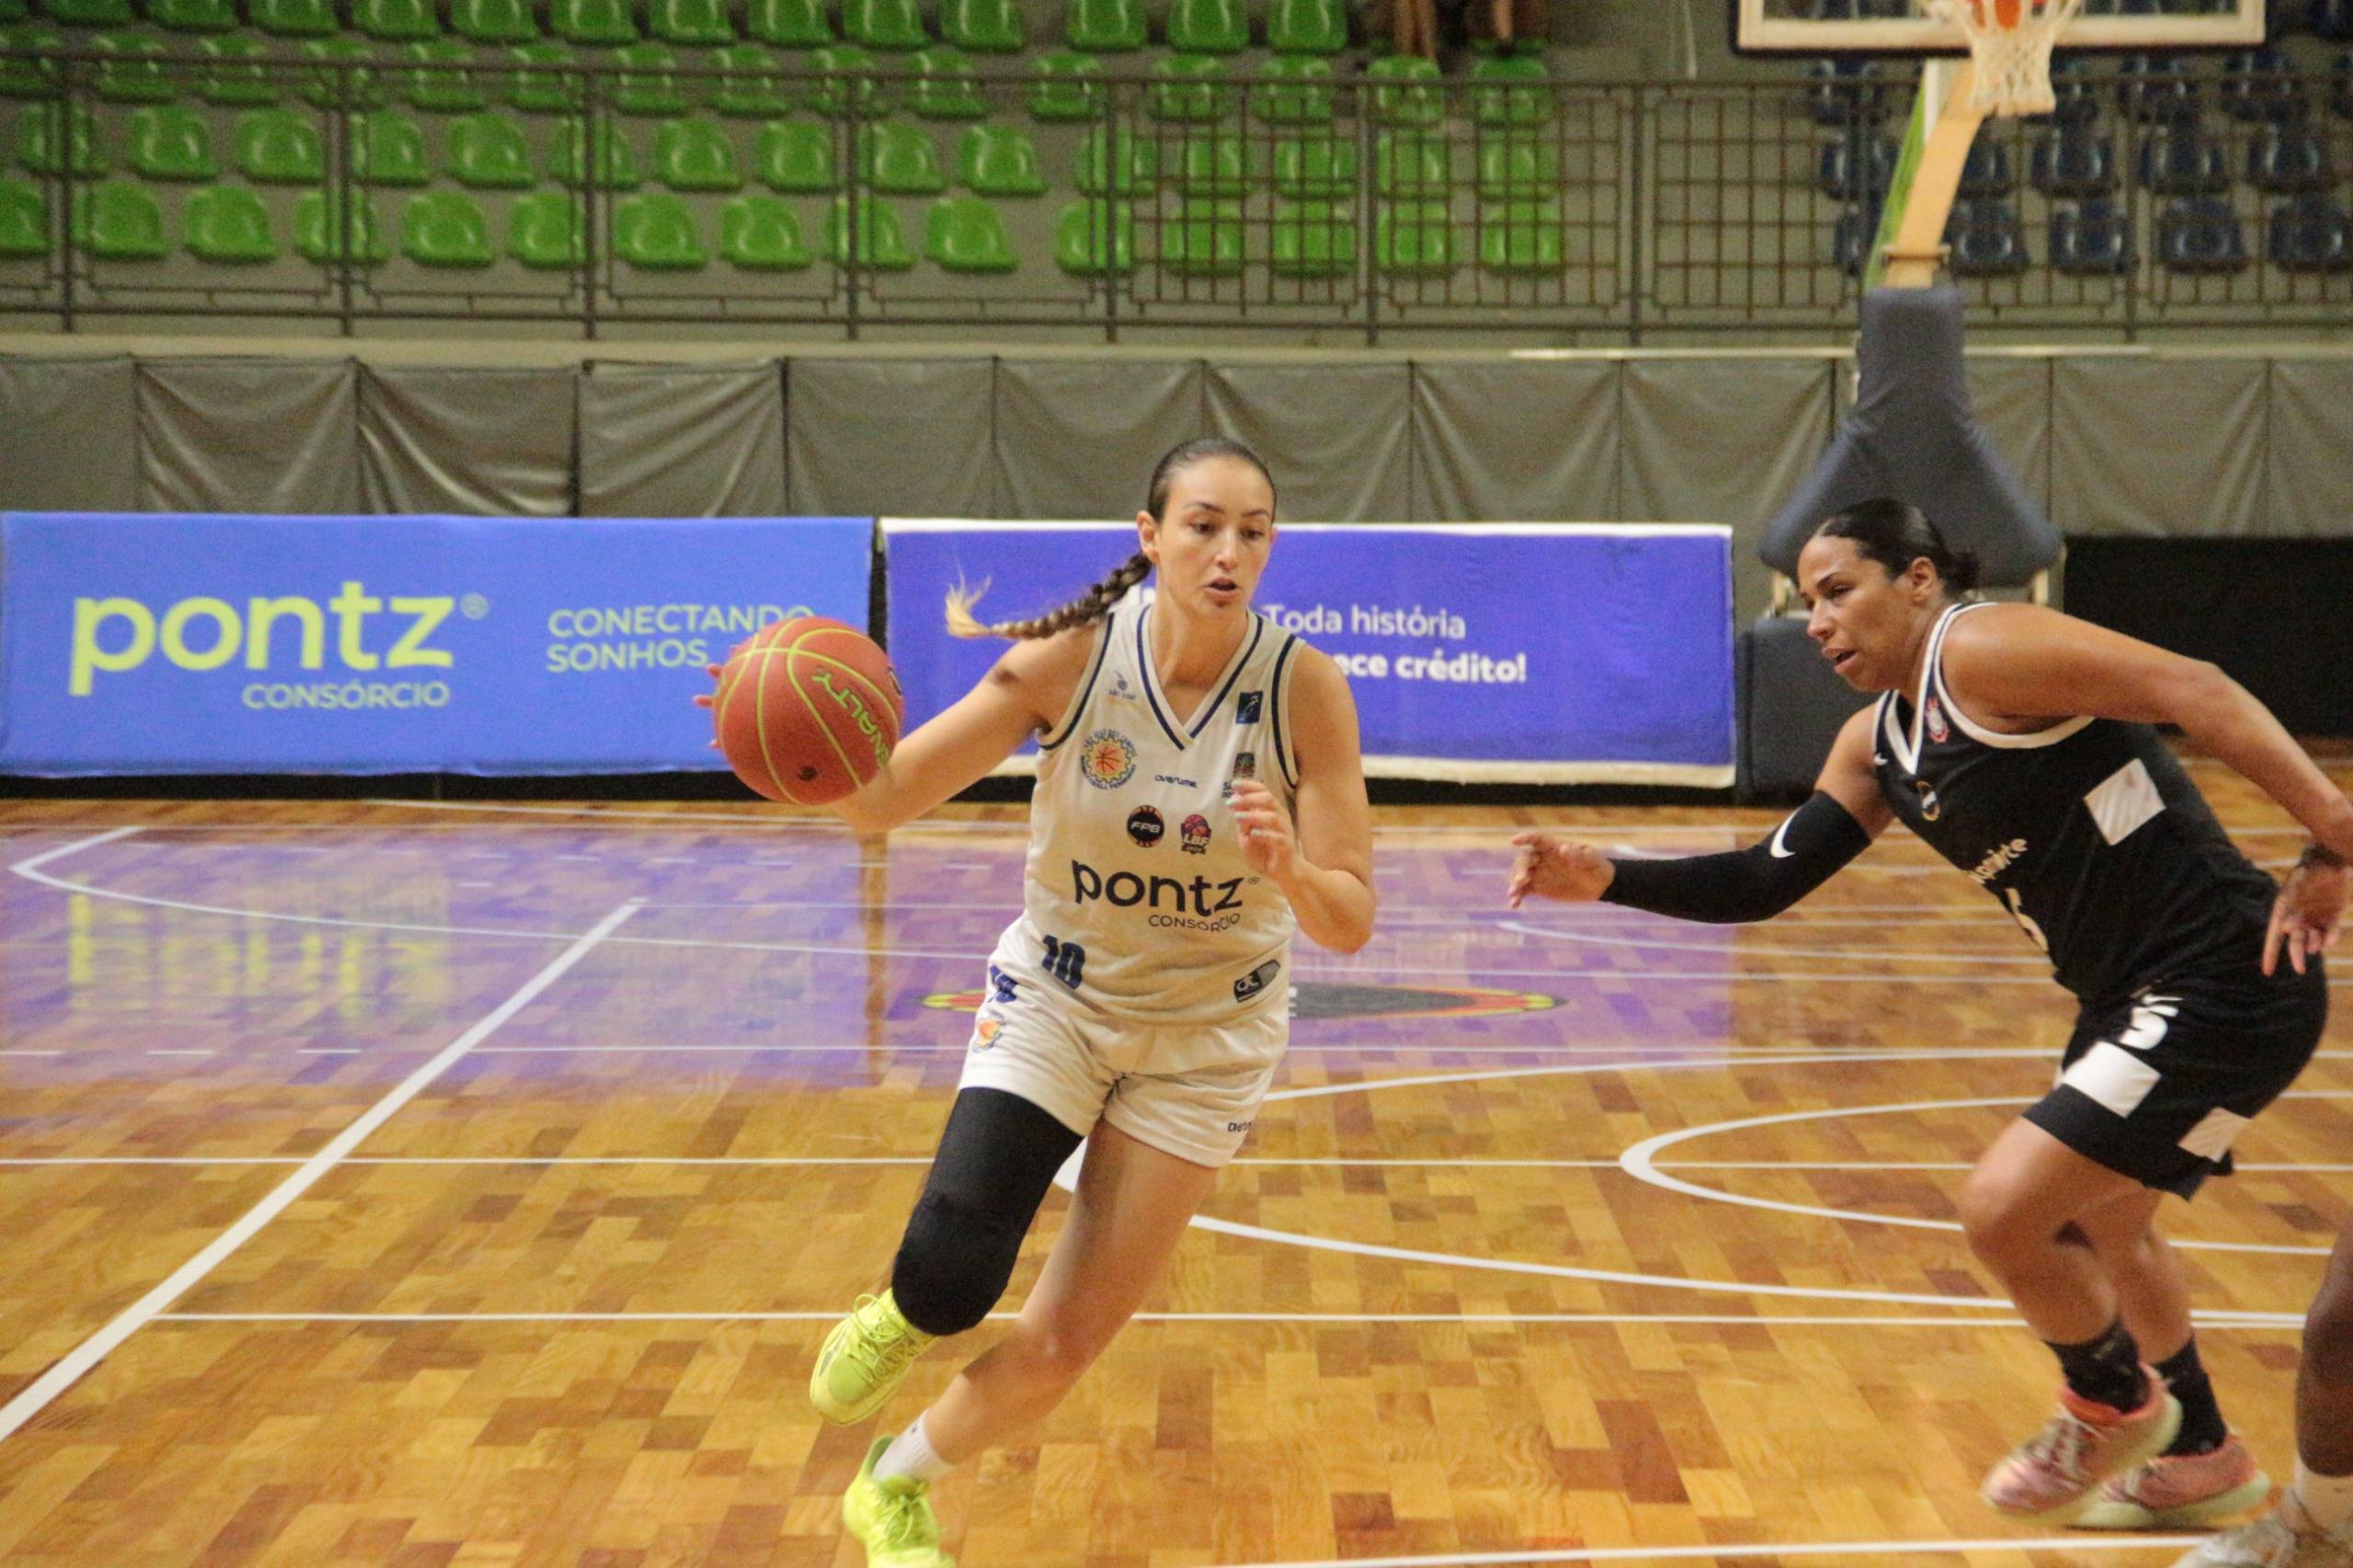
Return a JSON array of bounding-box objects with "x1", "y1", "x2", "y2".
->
[{"x1": 0, "y1": 759, "x2": 2347, "y2": 1568}]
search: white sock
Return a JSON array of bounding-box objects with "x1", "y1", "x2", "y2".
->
[
  {"x1": 873, "y1": 1414, "x2": 953, "y2": 1486},
  {"x1": 2294, "y1": 1460, "x2": 2353, "y2": 1535}
]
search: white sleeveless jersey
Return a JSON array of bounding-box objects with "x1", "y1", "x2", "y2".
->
[{"x1": 998, "y1": 597, "x2": 1306, "y2": 1027}]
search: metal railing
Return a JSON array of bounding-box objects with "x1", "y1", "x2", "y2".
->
[{"x1": 0, "y1": 47, "x2": 2346, "y2": 339}]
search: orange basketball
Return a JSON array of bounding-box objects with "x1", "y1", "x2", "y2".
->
[{"x1": 712, "y1": 617, "x2": 904, "y2": 806}]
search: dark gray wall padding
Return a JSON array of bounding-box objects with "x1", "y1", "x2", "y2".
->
[
  {"x1": 1759, "y1": 287, "x2": 2063, "y2": 587},
  {"x1": 1412, "y1": 359, "x2": 1619, "y2": 522},
  {"x1": 2052, "y1": 356, "x2": 2268, "y2": 540},
  {"x1": 578, "y1": 361, "x2": 786, "y2": 518},
  {"x1": 138, "y1": 358, "x2": 360, "y2": 515},
  {"x1": 1205, "y1": 362, "x2": 1412, "y2": 523},
  {"x1": 994, "y1": 359, "x2": 1204, "y2": 520},
  {"x1": 0, "y1": 355, "x2": 139, "y2": 512},
  {"x1": 358, "y1": 365, "x2": 577, "y2": 517},
  {"x1": 787, "y1": 358, "x2": 997, "y2": 517}
]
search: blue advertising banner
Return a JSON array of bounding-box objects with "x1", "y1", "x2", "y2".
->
[
  {"x1": 0, "y1": 513, "x2": 872, "y2": 776},
  {"x1": 883, "y1": 521, "x2": 1734, "y2": 785}
]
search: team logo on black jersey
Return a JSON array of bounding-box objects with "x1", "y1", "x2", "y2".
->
[
  {"x1": 1236, "y1": 690, "x2": 1263, "y2": 724},
  {"x1": 1915, "y1": 777, "x2": 1943, "y2": 822},
  {"x1": 1181, "y1": 812, "x2": 1211, "y2": 853},
  {"x1": 1127, "y1": 804, "x2": 1165, "y2": 847},
  {"x1": 1080, "y1": 730, "x2": 1137, "y2": 790},
  {"x1": 1926, "y1": 696, "x2": 1950, "y2": 744}
]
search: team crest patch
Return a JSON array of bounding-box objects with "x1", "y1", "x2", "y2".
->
[
  {"x1": 1235, "y1": 690, "x2": 1263, "y2": 724},
  {"x1": 1180, "y1": 812, "x2": 1211, "y2": 854},
  {"x1": 1926, "y1": 696, "x2": 1950, "y2": 744},
  {"x1": 1127, "y1": 804, "x2": 1165, "y2": 848},
  {"x1": 1080, "y1": 730, "x2": 1137, "y2": 790},
  {"x1": 1915, "y1": 777, "x2": 1943, "y2": 822}
]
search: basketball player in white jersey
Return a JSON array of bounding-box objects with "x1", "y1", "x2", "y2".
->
[{"x1": 790, "y1": 439, "x2": 1373, "y2": 1568}]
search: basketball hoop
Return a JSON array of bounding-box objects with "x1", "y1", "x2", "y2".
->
[{"x1": 1919, "y1": 0, "x2": 2088, "y2": 117}]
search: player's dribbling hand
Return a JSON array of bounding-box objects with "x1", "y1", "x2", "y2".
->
[
  {"x1": 1229, "y1": 779, "x2": 1297, "y2": 881},
  {"x1": 1506, "y1": 832, "x2": 1614, "y2": 907},
  {"x1": 2265, "y1": 851, "x2": 2347, "y2": 976},
  {"x1": 688, "y1": 647, "x2": 749, "y2": 747}
]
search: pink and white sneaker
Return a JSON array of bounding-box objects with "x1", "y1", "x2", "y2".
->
[
  {"x1": 1982, "y1": 1370, "x2": 2183, "y2": 1525},
  {"x1": 2075, "y1": 1434, "x2": 2271, "y2": 1529}
]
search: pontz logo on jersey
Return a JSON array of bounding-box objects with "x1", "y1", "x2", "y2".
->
[
  {"x1": 1079, "y1": 729, "x2": 1137, "y2": 790},
  {"x1": 1180, "y1": 812, "x2": 1211, "y2": 853},
  {"x1": 1926, "y1": 696, "x2": 1950, "y2": 744},
  {"x1": 1233, "y1": 959, "x2": 1280, "y2": 1004},
  {"x1": 1070, "y1": 859, "x2": 1245, "y2": 926},
  {"x1": 1915, "y1": 777, "x2": 1943, "y2": 822},
  {"x1": 1235, "y1": 690, "x2": 1263, "y2": 724},
  {"x1": 1127, "y1": 804, "x2": 1165, "y2": 848}
]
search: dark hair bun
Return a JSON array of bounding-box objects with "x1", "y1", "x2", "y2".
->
[{"x1": 1945, "y1": 549, "x2": 1984, "y2": 596}]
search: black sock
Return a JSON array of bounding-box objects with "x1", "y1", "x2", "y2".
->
[
  {"x1": 2154, "y1": 1338, "x2": 2227, "y2": 1456},
  {"x1": 2046, "y1": 1319, "x2": 2149, "y2": 1413}
]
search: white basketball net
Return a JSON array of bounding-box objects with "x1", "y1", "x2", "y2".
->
[{"x1": 1919, "y1": 0, "x2": 2089, "y2": 117}]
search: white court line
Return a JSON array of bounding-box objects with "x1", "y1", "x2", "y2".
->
[
  {"x1": 5, "y1": 1153, "x2": 2350, "y2": 1175},
  {"x1": 1260, "y1": 1049, "x2": 2056, "y2": 1107},
  {"x1": 0, "y1": 899, "x2": 642, "y2": 1449},
  {"x1": 145, "y1": 1310, "x2": 2298, "y2": 1329},
  {"x1": 1193, "y1": 1536, "x2": 2210, "y2": 1568},
  {"x1": 0, "y1": 1051, "x2": 63, "y2": 1058},
  {"x1": 1502, "y1": 919, "x2": 2050, "y2": 965}
]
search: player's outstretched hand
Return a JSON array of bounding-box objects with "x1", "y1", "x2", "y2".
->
[
  {"x1": 690, "y1": 659, "x2": 729, "y2": 748},
  {"x1": 2265, "y1": 850, "x2": 2347, "y2": 976},
  {"x1": 1229, "y1": 779, "x2": 1297, "y2": 881},
  {"x1": 1506, "y1": 832, "x2": 1614, "y2": 908}
]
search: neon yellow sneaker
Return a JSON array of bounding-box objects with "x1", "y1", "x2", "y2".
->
[
  {"x1": 811, "y1": 1290, "x2": 936, "y2": 1425},
  {"x1": 844, "y1": 1436, "x2": 957, "y2": 1568}
]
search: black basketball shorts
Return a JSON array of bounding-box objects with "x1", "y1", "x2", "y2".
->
[{"x1": 2024, "y1": 959, "x2": 2328, "y2": 1199}]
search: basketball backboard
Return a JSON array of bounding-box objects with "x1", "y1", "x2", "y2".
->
[{"x1": 1733, "y1": 0, "x2": 2266, "y2": 54}]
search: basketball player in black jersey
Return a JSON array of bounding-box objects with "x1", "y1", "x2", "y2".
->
[{"x1": 1508, "y1": 499, "x2": 2349, "y2": 1535}]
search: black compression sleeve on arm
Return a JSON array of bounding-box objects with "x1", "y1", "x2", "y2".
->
[{"x1": 1598, "y1": 791, "x2": 1871, "y2": 925}]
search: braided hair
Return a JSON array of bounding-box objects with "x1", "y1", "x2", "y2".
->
[
  {"x1": 945, "y1": 437, "x2": 1277, "y2": 641},
  {"x1": 1812, "y1": 497, "x2": 1984, "y2": 598}
]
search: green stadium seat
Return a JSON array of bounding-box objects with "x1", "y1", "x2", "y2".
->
[
  {"x1": 1053, "y1": 194, "x2": 1130, "y2": 273},
  {"x1": 655, "y1": 116, "x2": 743, "y2": 189},
  {"x1": 505, "y1": 42, "x2": 581, "y2": 110},
  {"x1": 449, "y1": 108, "x2": 534, "y2": 186},
  {"x1": 1476, "y1": 133, "x2": 1556, "y2": 198},
  {"x1": 301, "y1": 38, "x2": 388, "y2": 109},
  {"x1": 295, "y1": 186, "x2": 391, "y2": 262},
  {"x1": 454, "y1": 0, "x2": 538, "y2": 44},
  {"x1": 0, "y1": 0, "x2": 23, "y2": 20},
  {"x1": 1375, "y1": 128, "x2": 1449, "y2": 197},
  {"x1": 77, "y1": 178, "x2": 166, "y2": 257},
  {"x1": 1064, "y1": 0, "x2": 1142, "y2": 52},
  {"x1": 1478, "y1": 197, "x2": 1560, "y2": 271},
  {"x1": 845, "y1": 0, "x2": 924, "y2": 50},
  {"x1": 252, "y1": 0, "x2": 336, "y2": 37},
  {"x1": 401, "y1": 40, "x2": 485, "y2": 110},
  {"x1": 955, "y1": 122, "x2": 1041, "y2": 196},
  {"x1": 95, "y1": 38, "x2": 176, "y2": 104},
  {"x1": 757, "y1": 116, "x2": 833, "y2": 189},
  {"x1": 650, "y1": 0, "x2": 734, "y2": 46},
  {"x1": 1256, "y1": 54, "x2": 1332, "y2": 125},
  {"x1": 1165, "y1": 0, "x2": 1246, "y2": 54},
  {"x1": 1149, "y1": 54, "x2": 1229, "y2": 122},
  {"x1": 1272, "y1": 131, "x2": 1353, "y2": 197},
  {"x1": 925, "y1": 193, "x2": 1012, "y2": 269},
  {"x1": 403, "y1": 189, "x2": 494, "y2": 264},
  {"x1": 196, "y1": 36, "x2": 279, "y2": 106},
  {"x1": 824, "y1": 190, "x2": 913, "y2": 266},
  {"x1": 710, "y1": 43, "x2": 790, "y2": 116},
  {"x1": 1170, "y1": 130, "x2": 1245, "y2": 195},
  {"x1": 1074, "y1": 123, "x2": 1153, "y2": 194},
  {"x1": 910, "y1": 48, "x2": 984, "y2": 119},
  {"x1": 553, "y1": 0, "x2": 637, "y2": 45},
  {"x1": 1028, "y1": 51, "x2": 1101, "y2": 121},
  {"x1": 148, "y1": 0, "x2": 239, "y2": 32},
  {"x1": 355, "y1": 110, "x2": 430, "y2": 184},
  {"x1": 186, "y1": 182, "x2": 278, "y2": 260},
  {"x1": 616, "y1": 189, "x2": 705, "y2": 266},
  {"x1": 941, "y1": 0, "x2": 1020, "y2": 54},
  {"x1": 506, "y1": 188, "x2": 584, "y2": 265},
  {"x1": 1267, "y1": 0, "x2": 1344, "y2": 53},
  {"x1": 810, "y1": 45, "x2": 893, "y2": 118},
  {"x1": 358, "y1": 0, "x2": 440, "y2": 41},
  {"x1": 550, "y1": 119, "x2": 640, "y2": 187},
  {"x1": 237, "y1": 108, "x2": 323, "y2": 182},
  {"x1": 614, "y1": 41, "x2": 688, "y2": 115},
  {"x1": 44, "y1": 0, "x2": 133, "y2": 28},
  {"x1": 1374, "y1": 197, "x2": 1452, "y2": 273},
  {"x1": 1471, "y1": 51, "x2": 1549, "y2": 127},
  {"x1": 1, "y1": 26, "x2": 64, "y2": 98},
  {"x1": 746, "y1": 0, "x2": 829, "y2": 48},
  {"x1": 859, "y1": 119, "x2": 943, "y2": 193},
  {"x1": 1271, "y1": 196, "x2": 1351, "y2": 277},
  {"x1": 129, "y1": 104, "x2": 217, "y2": 179},
  {"x1": 1160, "y1": 197, "x2": 1242, "y2": 275},
  {"x1": 17, "y1": 101, "x2": 105, "y2": 176},
  {"x1": 720, "y1": 191, "x2": 809, "y2": 267},
  {"x1": 1367, "y1": 52, "x2": 1441, "y2": 126},
  {"x1": 0, "y1": 176, "x2": 47, "y2": 255}
]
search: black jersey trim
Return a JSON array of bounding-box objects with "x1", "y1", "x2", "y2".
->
[
  {"x1": 1037, "y1": 615, "x2": 1114, "y2": 752},
  {"x1": 1189, "y1": 615, "x2": 1266, "y2": 738},
  {"x1": 1269, "y1": 634, "x2": 1302, "y2": 789}
]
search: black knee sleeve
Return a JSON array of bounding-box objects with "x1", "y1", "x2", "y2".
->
[{"x1": 890, "y1": 1088, "x2": 1084, "y2": 1336}]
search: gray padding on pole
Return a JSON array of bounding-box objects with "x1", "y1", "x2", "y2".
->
[{"x1": 1759, "y1": 286, "x2": 2062, "y2": 587}]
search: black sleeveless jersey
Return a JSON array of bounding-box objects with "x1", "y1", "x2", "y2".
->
[{"x1": 1871, "y1": 603, "x2": 2279, "y2": 1006}]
